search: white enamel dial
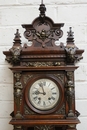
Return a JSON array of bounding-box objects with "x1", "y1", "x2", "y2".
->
[{"x1": 29, "y1": 78, "x2": 60, "y2": 110}]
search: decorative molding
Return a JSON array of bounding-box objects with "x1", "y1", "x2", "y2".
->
[{"x1": 22, "y1": 62, "x2": 64, "y2": 67}]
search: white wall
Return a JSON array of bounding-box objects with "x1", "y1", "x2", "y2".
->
[{"x1": 0, "y1": 0, "x2": 87, "y2": 130}]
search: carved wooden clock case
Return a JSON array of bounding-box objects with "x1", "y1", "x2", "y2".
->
[{"x1": 3, "y1": 3, "x2": 84, "y2": 130}]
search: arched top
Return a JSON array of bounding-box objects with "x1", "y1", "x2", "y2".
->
[{"x1": 32, "y1": 16, "x2": 56, "y2": 28}]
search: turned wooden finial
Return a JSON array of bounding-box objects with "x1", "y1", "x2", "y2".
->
[
  {"x1": 67, "y1": 27, "x2": 74, "y2": 43},
  {"x1": 41, "y1": 0, "x2": 43, "y2": 4}
]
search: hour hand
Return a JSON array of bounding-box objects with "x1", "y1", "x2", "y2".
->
[
  {"x1": 34, "y1": 90, "x2": 40, "y2": 95},
  {"x1": 34, "y1": 90, "x2": 45, "y2": 95}
]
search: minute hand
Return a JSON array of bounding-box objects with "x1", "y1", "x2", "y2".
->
[{"x1": 39, "y1": 83, "x2": 46, "y2": 95}]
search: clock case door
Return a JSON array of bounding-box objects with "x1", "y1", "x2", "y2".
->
[{"x1": 3, "y1": 3, "x2": 84, "y2": 130}]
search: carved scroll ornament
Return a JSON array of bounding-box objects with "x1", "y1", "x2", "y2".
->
[{"x1": 23, "y1": 23, "x2": 63, "y2": 47}]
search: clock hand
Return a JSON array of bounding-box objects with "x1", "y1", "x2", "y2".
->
[
  {"x1": 34, "y1": 90, "x2": 45, "y2": 95},
  {"x1": 38, "y1": 83, "x2": 46, "y2": 95}
]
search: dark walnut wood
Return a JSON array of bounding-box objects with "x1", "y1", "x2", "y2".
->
[{"x1": 3, "y1": 2, "x2": 84, "y2": 130}]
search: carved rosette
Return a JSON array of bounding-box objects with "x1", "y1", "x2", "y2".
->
[
  {"x1": 66, "y1": 71, "x2": 75, "y2": 117},
  {"x1": 14, "y1": 72, "x2": 23, "y2": 119}
]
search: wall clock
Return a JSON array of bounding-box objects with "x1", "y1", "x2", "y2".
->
[{"x1": 3, "y1": 1, "x2": 84, "y2": 130}]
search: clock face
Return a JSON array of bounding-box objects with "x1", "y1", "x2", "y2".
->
[{"x1": 29, "y1": 78, "x2": 60, "y2": 110}]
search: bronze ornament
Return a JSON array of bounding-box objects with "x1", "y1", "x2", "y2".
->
[{"x1": 14, "y1": 73, "x2": 23, "y2": 119}]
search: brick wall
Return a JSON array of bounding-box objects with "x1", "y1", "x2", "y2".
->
[{"x1": 0, "y1": 0, "x2": 87, "y2": 130}]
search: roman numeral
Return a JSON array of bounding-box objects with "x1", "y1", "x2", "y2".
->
[
  {"x1": 52, "y1": 92, "x2": 57, "y2": 95},
  {"x1": 38, "y1": 100, "x2": 41, "y2": 104},
  {"x1": 43, "y1": 101, "x2": 46, "y2": 106},
  {"x1": 33, "y1": 96, "x2": 38, "y2": 101},
  {"x1": 51, "y1": 96, "x2": 55, "y2": 100},
  {"x1": 49, "y1": 100, "x2": 51, "y2": 104},
  {"x1": 38, "y1": 97, "x2": 41, "y2": 104},
  {"x1": 51, "y1": 87, "x2": 55, "y2": 90},
  {"x1": 48, "y1": 83, "x2": 51, "y2": 87}
]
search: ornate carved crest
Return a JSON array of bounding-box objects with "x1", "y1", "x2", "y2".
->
[{"x1": 22, "y1": 4, "x2": 64, "y2": 48}]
